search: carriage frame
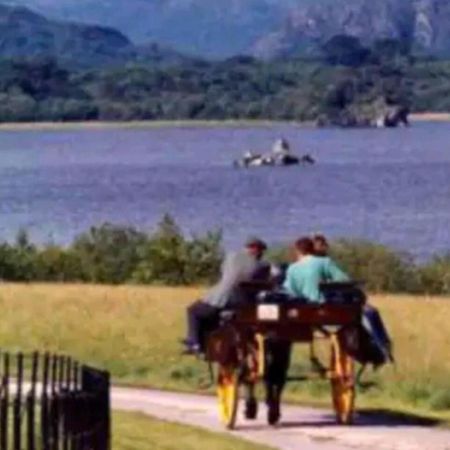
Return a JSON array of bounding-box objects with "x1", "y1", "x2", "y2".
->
[{"x1": 205, "y1": 295, "x2": 363, "y2": 429}]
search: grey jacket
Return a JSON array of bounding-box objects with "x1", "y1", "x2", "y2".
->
[{"x1": 204, "y1": 251, "x2": 270, "y2": 308}]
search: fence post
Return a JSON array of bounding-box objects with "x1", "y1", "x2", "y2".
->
[
  {"x1": 81, "y1": 367, "x2": 111, "y2": 450},
  {"x1": 27, "y1": 352, "x2": 39, "y2": 450},
  {"x1": 0, "y1": 353, "x2": 9, "y2": 450},
  {"x1": 41, "y1": 353, "x2": 51, "y2": 450},
  {"x1": 13, "y1": 353, "x2": 24, "y2": 450},
  {"x1": 0, "y1": 351, "x2": 111, "y2": 450}
]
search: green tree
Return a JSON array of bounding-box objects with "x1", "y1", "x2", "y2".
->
[{"x1": 73, "y1": 224, "x2": 146, "y2": 284}]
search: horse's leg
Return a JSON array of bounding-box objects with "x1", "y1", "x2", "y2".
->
[{"x1": 244, "y1": 383, "x2": 258, "y2": 420}]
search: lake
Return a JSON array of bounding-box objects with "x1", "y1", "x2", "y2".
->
[{"x1": 0, "y1": 122, "x2": 449, "y2": 260}]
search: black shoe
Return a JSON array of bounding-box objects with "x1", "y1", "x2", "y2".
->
[
  {"x1": 244, "y1": 398, "x2": 258, "y2": 420},
  {"x1": 267, "y1": 401, "x2": 280, "y2": 426},
  {"x1": 179, "y1": 338, "x2": 194, "y2": 346}
]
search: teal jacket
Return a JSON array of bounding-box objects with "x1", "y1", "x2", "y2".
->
[{"x1": 283, "y1": 256, "x2": 349, "y2": 303}]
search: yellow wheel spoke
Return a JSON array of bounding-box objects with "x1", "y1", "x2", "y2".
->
[
  {"x1": 330, "y1": 334, "x2": 355, "y2": 425},
  {"x1": 217, "y1": 366, "x2": 239, "y2": 429}
]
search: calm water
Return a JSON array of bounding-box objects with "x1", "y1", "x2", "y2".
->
[{"x1": 1, "y1": 122, "x2": 449, "y2": 260}]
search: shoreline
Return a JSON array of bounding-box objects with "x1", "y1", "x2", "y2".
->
[
  {"x1": 0, "y1": 113, "x2": 448, "y2": 131},
  {"x1": 0, "y1": 119, "x2": 315, "y2": 131},
  {"x1": 409, "y1": 112, "x2": 450, "y2": 122}
]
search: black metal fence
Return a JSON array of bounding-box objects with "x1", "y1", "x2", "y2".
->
[{"x1": 0, "y1": 352, "x2": 110, "y2": 450}]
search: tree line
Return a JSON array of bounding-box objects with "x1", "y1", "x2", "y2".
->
[{"x1": 1, "y1": 215, "x2": 450, "y2": 295}]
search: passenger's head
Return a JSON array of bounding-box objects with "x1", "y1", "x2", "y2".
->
[
  {"x1": 245, "y1": 237, "x2": 267, "y2": 260},
  {"x1": 313, "y1": 234, "x2": 329, "y2": 257},
  {"x1": 294, "y1": 237, "x2": 314, "y2": 259}
]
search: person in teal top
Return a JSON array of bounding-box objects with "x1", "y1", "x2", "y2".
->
[{"x1": 283, "y1": 237, "x2": 349, "y2": 303}]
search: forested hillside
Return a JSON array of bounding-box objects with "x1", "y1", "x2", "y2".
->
[{"x1": 1, "y1": 38, "x2": 450, "y2": 124}]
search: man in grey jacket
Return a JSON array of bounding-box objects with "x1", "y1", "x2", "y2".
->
[{"x1": 183, "y1": 237, "x2": 270, "y2": 354}]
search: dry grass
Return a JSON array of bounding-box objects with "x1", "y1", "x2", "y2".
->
[
  {"x1": 0, "y1": 284, "x2": 448, "y2": 421},
  {"x1": 0, "y1": 284, "x2": 198, "y2": 388}
]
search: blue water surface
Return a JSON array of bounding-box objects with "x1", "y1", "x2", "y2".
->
[{"x1": 0, "y1": 122, "x2": 449, "y2": 260}]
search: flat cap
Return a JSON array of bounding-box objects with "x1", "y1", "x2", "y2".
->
[{"x1": 245, "y1": 237, "x2": 267, "y2": 251}]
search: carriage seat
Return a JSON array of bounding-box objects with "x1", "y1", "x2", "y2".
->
[
  {"x1": 256, "y1": 290, "x2": 308, "y2": 305},
  {"x1": 320, "y1": 281, "x2": 366, "y2": 305}
]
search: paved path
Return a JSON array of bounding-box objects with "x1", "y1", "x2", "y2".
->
[{"x1": 112, "y1": 388, "x2": 450, "y2": 450}]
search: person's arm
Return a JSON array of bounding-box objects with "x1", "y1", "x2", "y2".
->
[{"x1": 324, "y1": 258, "x2": 349, "y2": 282}]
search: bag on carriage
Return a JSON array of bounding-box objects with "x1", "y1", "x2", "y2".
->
[
  {"x1": 357, "y1": 305, "x2": 394, "y2": 368},
  {"x1": 320, "y1": 282, "x2": 394, "y2": 369}
]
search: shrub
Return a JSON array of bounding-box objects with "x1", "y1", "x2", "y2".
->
[
  {"x1": 132, "y1": 215, "x2": 223, "y2": 285},
  {"x1": 331, "y1": 240, "x2": 418, "y2": 293},
  {"x1": 417, "y1": 256, "x2": 450, "y2": 295},
  {"x1": 34, "y1": 246, "x2": 87, "y2": 282},
  {"x1": 73, "y1": 223, "x2": 146, "y2": 284},
  {"x1": 0, "y1": 231, "x2": 39, "y2": 282}
]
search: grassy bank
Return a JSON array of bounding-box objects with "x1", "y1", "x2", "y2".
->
[
  {"x1": 0, "y1": 284, "x2": 449, "y2": 422},
  {"x1": 115, "y1": 412, "x2": 272, "y2": 450}
]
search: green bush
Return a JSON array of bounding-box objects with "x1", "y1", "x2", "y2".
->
[
  {"x1": 416, "y1": 256, "x2": 450, "y2": 295},
  {"x1": 131, "y1": 215, "x2": 223, "y2": 285},
  {"x1": 73, "y1": 223, "x2": 147, "y2": 284},
  {"x1": 0, "y1": 217, "x2": 223, "y2": 286},
  {"x1": 331, "y1": 240, "x2": 419, "y2": 293},
  {"x1": 34, "y1": 246, "x2": 87, "y2": 282},
  {"x1": 0, "y1": 231, "x2": 39, "y2": 282}
]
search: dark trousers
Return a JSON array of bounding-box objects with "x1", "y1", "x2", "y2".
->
[
  {"x1": 264, "y1": 339, "x2": 292, "y2": 405},
  {"x1": 187, "y1": 300, "x2": 219, "y2": 347}
]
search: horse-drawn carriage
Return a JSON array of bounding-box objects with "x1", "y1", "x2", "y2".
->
[{"x1": 203, "y1": 282, "x2": 368, "y2": 429}]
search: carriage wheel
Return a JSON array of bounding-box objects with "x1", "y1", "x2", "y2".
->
[
  {"x1": 330, "y1": 334, "x2": 355, "y2": 425},
  {"x1": 217, "y1": 365, "x2": 239, "y2": 429}
]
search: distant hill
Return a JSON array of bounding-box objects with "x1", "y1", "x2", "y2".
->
[
  {"x1": 6, "y1": 0, "x2": 450, "y2": 60},
  {"x1": 1, "y1": 0, "x2": 298, "y2": 58},
  {"x1": 0, "y1": 3, "x2": 189, "y2": 68},
  {"x1": 252, "y1": 0, "x2": 450, "y2": 59}
]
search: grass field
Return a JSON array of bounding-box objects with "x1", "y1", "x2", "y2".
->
[
  {"x1": 0, "y1": 284, "x2": 449, "y2": 422},
  {"x1": 115, "y1": 412, "x2": 272, "y2": 450}
]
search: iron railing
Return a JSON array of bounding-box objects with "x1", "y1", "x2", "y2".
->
[{"x1": 0, "y1": 352, "x2": 110, "y2": 450}]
